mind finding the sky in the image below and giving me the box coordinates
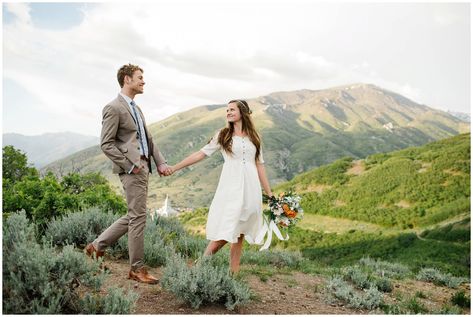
[2,1,471,136]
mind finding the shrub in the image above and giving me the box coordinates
[242,249,303,268]
[405,297,428,314]
[44,207,120,247]
[415,291,427,299]
[326,276,383,310]
[80,288,138,314]
[451,290,470,308]
[109,235,129,258]
[3,211,137,314]
[373,276,393,293]
[416,267,464,288]
[44,208,206,263]
[2,145,38,183]
[174,234,207,259]
[381,303,406,314]
[361,286,384,310]
[434,304,463,314]
[154,216,187,237]
[359,256,411,279]
[342,265,371,289]
[3,212,104,314]
[45,210,210,267]
[3,209,35,248]
[161,253,250,310]
[144,235,174,267]
[327,276,355,301]
[3,146,127,229]
[142,216,207,265]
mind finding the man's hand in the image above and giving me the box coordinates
[132,165,142,174]
[158,163,173,176]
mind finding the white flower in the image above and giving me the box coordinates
[273,207,284,216]
[281,218,290,226]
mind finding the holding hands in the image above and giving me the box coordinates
[158,163,174,176]
[160,151,206,177]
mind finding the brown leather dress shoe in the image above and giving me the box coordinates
[84,243,105,260]
[84,243,110,271]
[128,267,159,284]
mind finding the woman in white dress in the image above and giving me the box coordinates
[169,99,273,273]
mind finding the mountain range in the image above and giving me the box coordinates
[3,132,99,168]
[42,83,469,209]
[447,110,470,123]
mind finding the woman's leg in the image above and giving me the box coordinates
[230,234,244,273]
[204,240,227,256]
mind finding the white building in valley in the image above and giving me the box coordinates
[153,195,178,219]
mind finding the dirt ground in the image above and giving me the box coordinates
[96,258,470,315]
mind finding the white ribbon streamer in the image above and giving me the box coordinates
[255,219,289,251]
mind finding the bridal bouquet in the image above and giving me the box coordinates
[256,190,304,250]
[264,191,304,228]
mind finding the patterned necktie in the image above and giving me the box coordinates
[130,101,149,158]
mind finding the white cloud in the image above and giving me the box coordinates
[5,3,31,25]
[2,2,470,135]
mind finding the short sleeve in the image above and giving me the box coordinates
[200,131,220,156]
[257,146,265,164]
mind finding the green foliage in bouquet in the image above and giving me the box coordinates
[263,190,303,232]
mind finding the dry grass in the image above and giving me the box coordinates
[395,200,411,208]
[346,160,365,176]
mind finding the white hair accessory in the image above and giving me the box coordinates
[235,100,252,114]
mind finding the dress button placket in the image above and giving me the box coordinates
[242,138,246,164]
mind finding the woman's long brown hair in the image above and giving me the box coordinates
[217,99,261,162]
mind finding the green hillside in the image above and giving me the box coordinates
[179,133,471,277]
[43,84,469,209]
[276,133,470,229]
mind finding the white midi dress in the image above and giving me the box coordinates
[200,131,264,244]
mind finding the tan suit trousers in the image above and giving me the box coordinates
[93,158,149,270]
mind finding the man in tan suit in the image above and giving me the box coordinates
[85,64,170,284]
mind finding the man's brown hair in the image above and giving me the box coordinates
[117,64,143,88]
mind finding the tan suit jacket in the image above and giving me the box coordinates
[100,94,166,174]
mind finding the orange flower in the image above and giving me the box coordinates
[279,192,285,198]
[285,210,297,218]
[282,204,297,218]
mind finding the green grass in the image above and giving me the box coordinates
[276,133,470,229]
[270,226,469,277]
[420,217,470,243]
[178,202,470,278]
[298,213,398,234]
